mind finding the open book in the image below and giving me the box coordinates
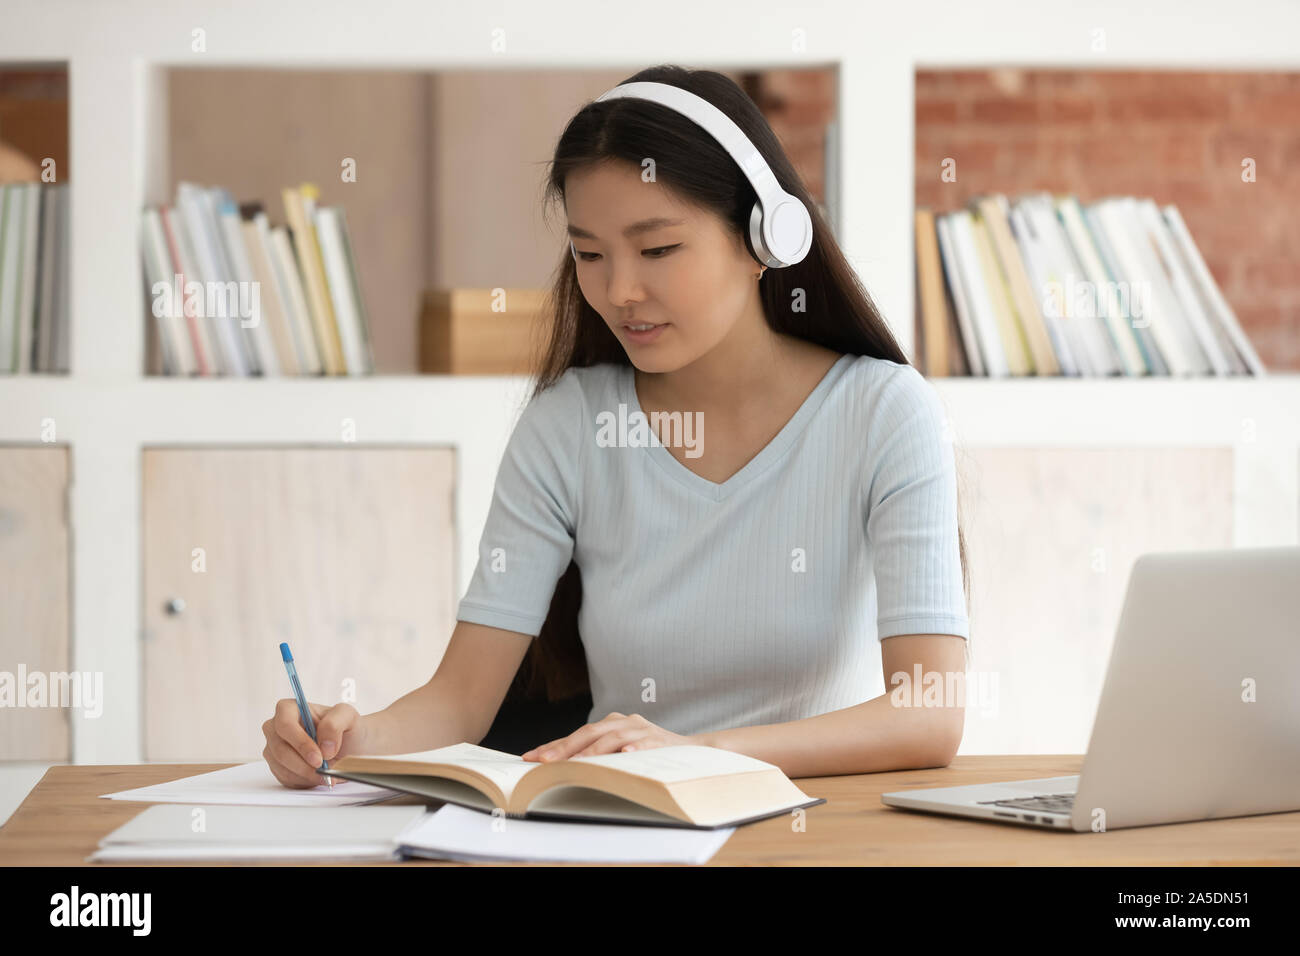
[320,743,825,829]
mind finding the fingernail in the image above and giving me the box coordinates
[322,741,336,759]
[308,751,321,766]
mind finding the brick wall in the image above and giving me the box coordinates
[0,70,69,180]
[915,68,1300,371]
[751,68,835,215]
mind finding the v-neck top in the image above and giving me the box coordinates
[457,354,970,737]
[620,353,852,500]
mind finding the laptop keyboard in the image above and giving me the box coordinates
[976,793,1076,814]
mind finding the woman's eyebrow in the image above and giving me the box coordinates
[567,217,686,241]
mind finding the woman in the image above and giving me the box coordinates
[263,64,971,787]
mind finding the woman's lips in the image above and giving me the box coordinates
[621,322,668,344]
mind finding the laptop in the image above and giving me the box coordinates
[881,545,1300,832]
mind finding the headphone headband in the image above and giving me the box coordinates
[582,80,813,269]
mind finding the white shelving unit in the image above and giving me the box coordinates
[0,0,1297,775]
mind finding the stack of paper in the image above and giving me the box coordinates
[395,803,734,864]
[90,804,428,862]
[99,761,400,807]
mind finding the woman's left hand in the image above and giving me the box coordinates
[522,712,701,762]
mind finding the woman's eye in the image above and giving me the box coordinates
[575,245,679,263]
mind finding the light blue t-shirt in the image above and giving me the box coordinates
[456,353,970,737]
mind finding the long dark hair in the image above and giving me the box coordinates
[503,64,971,707]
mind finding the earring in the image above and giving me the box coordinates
[756,266,767,280]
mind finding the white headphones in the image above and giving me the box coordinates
[569,80,813,270]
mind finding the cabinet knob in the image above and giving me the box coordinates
[165,597,186,616]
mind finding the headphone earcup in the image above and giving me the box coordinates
[766,198,812,267]
[749,198,813,269]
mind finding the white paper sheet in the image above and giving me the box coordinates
[99,761,401,806]
[89,842,402,862]
[88,802,427,862]
[394,803,734,864]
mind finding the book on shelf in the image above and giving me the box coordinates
[320,741,826,829]
[140,181,374,376]
[313,203,375,375]
[0,182,69,374]
[914,191,1266,378]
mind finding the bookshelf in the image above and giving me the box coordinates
[0,0,1297,772]
[911,66,1293,379]
[0,63,68,375]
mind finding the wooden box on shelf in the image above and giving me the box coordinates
[418,288,547,375]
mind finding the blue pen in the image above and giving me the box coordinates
[279,642,333,789]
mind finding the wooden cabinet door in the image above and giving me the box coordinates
[0,446,71,761]
[142,447,456,761]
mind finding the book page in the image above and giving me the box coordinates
[567,745,776,784]
[370,742,539,799]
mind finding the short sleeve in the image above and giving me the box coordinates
[863,364,970,640]
[456,371,584,637]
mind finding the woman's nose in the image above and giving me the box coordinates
[604,258,645,306]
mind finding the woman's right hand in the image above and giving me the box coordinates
[262,699,363,789]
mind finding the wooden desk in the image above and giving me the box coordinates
[1,756,1297,865]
